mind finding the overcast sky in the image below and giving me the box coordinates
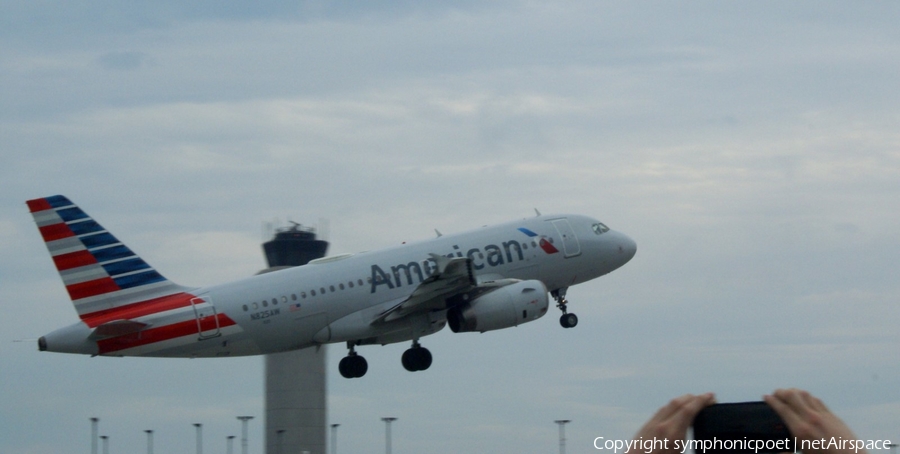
[2,2,899,454]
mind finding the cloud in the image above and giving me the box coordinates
[96,51,150,71]
[3,2,900,453]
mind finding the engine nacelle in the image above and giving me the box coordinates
[447,279,549,333]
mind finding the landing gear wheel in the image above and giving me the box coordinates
[552,287,577,329]
[559,312,578,329]
[401,345,433,372]
[339,352,368,378]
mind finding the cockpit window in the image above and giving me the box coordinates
[592,223,610,235]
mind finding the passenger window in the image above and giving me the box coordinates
[339,283,345,290]
[348,281,354,288]
[291,294,297,301]
[321,287,326,294]
[359,279,364,286]
[263,300,268,307]
[243,305,248,312]
[301,292,307,298]
[311,290,316,296]
[330,285,335,292]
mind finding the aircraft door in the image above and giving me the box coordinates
[550,218,581,258]
[190,295,221,339]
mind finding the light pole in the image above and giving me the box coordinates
[276,429,285,454]
[194,423,203,454]
[381,417,397,454]
[330,424,340,454]
[100,435,109,454]
[554,420,571,454]
[90,417,99,454]
[144,430,154,454]
[237,416,254,454]
[227,435,236,454]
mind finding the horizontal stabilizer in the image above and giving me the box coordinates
[88,319,149,340]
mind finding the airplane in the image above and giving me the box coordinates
[30,195,636,378]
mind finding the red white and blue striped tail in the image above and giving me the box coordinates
[27,195,189,322]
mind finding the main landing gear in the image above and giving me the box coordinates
[339,340,434,379]
[553,288,578,329]
[339,343,368,379]
[401,340,432,372]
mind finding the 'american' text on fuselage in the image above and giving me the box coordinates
[370,238,539,293]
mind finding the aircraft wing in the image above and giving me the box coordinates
[375,253,476,323]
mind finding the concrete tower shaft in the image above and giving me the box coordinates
[263,223,329,454]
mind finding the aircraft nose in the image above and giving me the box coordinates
[616,233,637,265]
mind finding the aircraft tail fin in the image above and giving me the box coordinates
[27,195,189,322]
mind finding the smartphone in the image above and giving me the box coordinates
[691,402,794,454]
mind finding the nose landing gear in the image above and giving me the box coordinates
[552,288,578,329]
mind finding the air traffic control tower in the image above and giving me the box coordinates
[263,223,328,268]
[262,223,329,454]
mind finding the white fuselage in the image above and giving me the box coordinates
[41,214,636,358]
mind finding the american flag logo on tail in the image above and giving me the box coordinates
[27,195,188,321]
[28,195,241,356]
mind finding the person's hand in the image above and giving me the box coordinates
[631,393,716,454]
[764,388,865,454]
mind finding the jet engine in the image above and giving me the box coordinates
[447,279,549,333]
